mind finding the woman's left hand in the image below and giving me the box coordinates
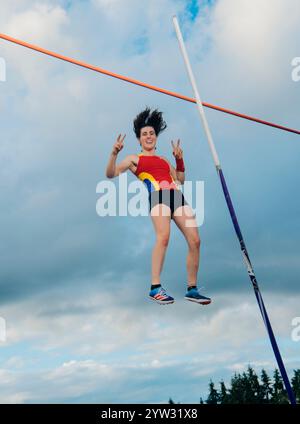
[171,139,183,159]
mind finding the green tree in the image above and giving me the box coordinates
[260,369,272,403]
[169,367,300,404]
[239,370,254,403]
[206,380,219,404]
[219,380,230,404]
[272,369,289,404]
[291,369,300,404]
[227,368,261,404]
[229,373,244,404]
[246,366,262,403]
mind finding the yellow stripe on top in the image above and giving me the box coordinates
[137,172,161,193]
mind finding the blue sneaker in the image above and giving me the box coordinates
[149,286,175,305]
[184,287,211,305]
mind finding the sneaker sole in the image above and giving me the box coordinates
[184,297,211,305]
[149,296,175,305]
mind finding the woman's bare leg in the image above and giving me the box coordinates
[150,204,171,284]
[172,205,200,286]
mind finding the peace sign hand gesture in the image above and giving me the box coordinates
[171,139,183,160]
[112,133,126,156]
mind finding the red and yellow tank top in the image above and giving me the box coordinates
[134,154,178,193]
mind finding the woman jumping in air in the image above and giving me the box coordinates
[106,107,211,306]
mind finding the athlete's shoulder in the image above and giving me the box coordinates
[159,155,171,165]
[127,153,139,161]
[122,153,139,164]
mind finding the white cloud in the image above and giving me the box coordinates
[2,286,299,357]
[189,0,300,117]
[5,4,69,43]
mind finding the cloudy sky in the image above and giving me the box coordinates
[0,0,299,404]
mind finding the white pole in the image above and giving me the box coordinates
[172,15,296,405]
[172,15,221,168]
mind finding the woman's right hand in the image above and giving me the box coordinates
[112,134,126,156]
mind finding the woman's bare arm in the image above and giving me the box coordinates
[106,154,136,178]
[106,133,138,178]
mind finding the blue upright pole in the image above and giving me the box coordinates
[173,15,296,405]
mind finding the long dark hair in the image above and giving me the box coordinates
[133,107,167,138]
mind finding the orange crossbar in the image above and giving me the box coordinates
[1,32,299,136]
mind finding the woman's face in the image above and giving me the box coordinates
[139,126,157,152]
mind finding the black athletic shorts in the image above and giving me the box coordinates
[148,189,188,218]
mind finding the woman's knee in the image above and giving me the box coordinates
[156,233,170,247]
[188,234,201,250]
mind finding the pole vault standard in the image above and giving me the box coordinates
[0,32,299,136]
[172,16,296,405]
